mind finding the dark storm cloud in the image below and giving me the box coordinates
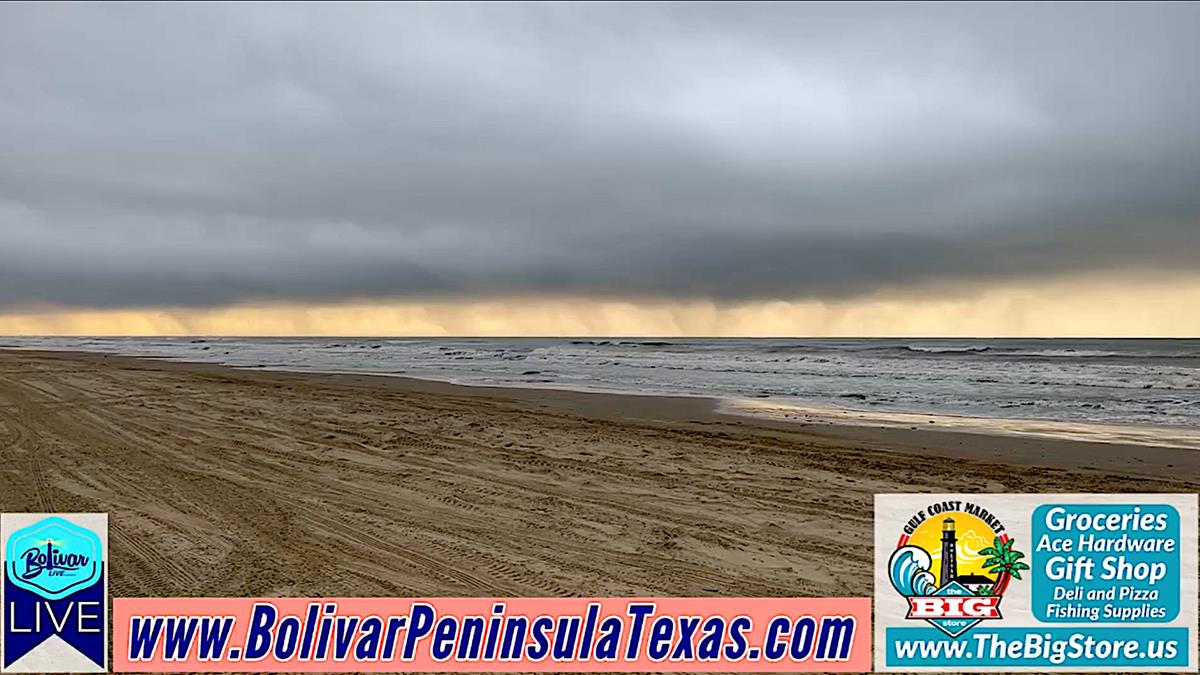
[1,1,1199,309]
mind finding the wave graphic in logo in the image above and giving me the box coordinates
[888,545,936,597]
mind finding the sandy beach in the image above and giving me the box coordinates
[0,349,1195,602]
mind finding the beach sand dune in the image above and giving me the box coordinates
[0,350,1194,601]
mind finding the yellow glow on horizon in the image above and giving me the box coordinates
[2,273,1199,337]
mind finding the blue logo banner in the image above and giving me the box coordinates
[2,514,107,672]
[2,571,106,668]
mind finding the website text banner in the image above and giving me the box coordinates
[113,597,870,672]
[874,493,1198,672]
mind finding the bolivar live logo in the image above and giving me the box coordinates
[1,513,108,673]
[888,500,1025,638]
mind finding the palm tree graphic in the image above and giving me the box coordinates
[975,536,1029,596]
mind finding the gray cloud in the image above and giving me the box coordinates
[1,1,1198,309]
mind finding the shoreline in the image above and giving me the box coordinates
[6,338,1199,453]
[0,347,1194,601]
[724,398,1200,451]
[5,348,1196,483]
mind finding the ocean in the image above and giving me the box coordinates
[4,337,1199,449]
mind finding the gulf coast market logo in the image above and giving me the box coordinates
[887,500,1027,638]
[2,514,107,673]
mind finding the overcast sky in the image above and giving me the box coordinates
[2,1,1198,313]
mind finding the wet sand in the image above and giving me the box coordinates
[0,349,1194,601]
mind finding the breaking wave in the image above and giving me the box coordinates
[889,545,936,597]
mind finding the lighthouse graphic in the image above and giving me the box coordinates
[937,517,995,594]
[940,517,957,587]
